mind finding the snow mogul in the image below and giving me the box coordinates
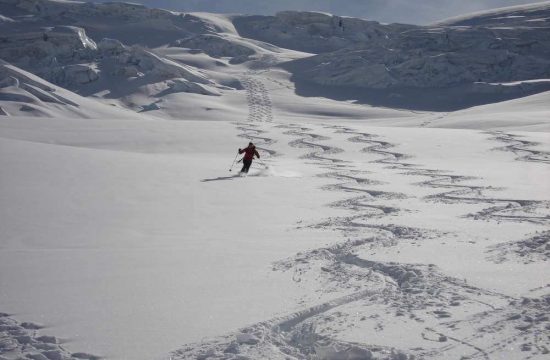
[238,142,260,173]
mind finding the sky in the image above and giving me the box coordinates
[103,0,545,24]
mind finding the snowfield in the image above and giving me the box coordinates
[1,1,549,360]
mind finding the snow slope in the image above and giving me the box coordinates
[1,1,549,360]
[2,111,548,360]
[423,90,550,131]
[0,116,342,359]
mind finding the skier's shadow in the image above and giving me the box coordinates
[201,175,239,182]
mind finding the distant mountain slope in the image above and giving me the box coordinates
[0,60,153,118]
[0,0,252,117]
[0,0,219,47]
[94,0,541,25]
[269,3,550,110]
[233,11,416,53]
[436,0,550,27]
[431,89,550,131]
[2,0,550,114]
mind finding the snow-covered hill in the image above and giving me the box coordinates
[0,59,155,118]
[270,4,550,110]
[2,0,550,113]
[0,0,251,116]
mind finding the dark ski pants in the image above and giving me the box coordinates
[241,159,252,173]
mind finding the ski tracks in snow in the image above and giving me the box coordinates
[234,72,278,160]
[338,127,550,226]
[241,72,273,123]
[175,78,549,358]
[0,313,100,360]
[175,122,549,359]
[299,124,550,359]
[267,124,523,359]
[487,131,550,164]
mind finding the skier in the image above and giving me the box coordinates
[238,142,260,173]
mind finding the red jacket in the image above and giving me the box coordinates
[239,146,260,161]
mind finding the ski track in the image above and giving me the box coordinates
[0,313,100,360]
[5,68,542,359]
[269,124,517,359]
[487,131,550,165]
[173,91,426,359]
[173,78,549,359]
[279,126,549,359]
[174,120,543,359]
[421,293,550,359]
[487,230,550,264]
[234,72,278,159]
[241,72,273,123]
[335,126,550,225]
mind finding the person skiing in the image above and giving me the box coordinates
[238,142,260,173]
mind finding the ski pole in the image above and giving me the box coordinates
[257,157,268,169]
[229,153,239,172]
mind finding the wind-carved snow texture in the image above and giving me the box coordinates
[0,313,100,360]
[487,131,550,164]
